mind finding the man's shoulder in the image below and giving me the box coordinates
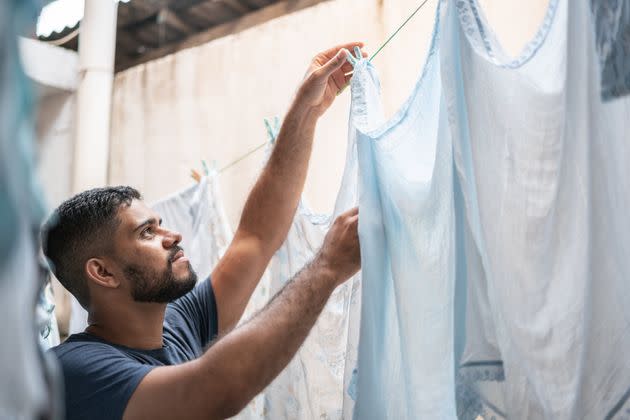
[50,333,133,372]
[52,333,116,354]
[50,334,155,420]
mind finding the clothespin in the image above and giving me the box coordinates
[337,47,364,96]
[345,46,363,67]
[192,159,218,183]
[190,168,202,183]
[264,116,281,144]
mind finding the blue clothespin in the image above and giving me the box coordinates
[345,46,364,67]
[264,116,281,144]
[201,160,210,176]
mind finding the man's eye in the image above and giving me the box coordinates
[141,227,154,237]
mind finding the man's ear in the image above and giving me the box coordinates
[85,258,120,289]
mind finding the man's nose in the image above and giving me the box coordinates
[162,229,182,248]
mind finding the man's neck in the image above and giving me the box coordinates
[85,300,167,350]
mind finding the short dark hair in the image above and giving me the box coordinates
[41,186,141,308]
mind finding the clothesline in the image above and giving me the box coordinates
[194,0,431,178]
[218,142,268,173]
[368,0,432,62]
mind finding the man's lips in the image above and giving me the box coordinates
[172,250,186,262]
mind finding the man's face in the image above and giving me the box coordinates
[112,199,197,303]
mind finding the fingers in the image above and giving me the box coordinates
[348,215,359,230]
[341,62,355,74]
[340,206,359,218]
[336,49,369,93]
[345,206,359,216]
[318,42,364,60]
[317,48,349,79]
[332,68,347,91]
[314,41,369,82]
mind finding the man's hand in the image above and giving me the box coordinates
[212,43,366,334]
[317,207,361,286]
[296,43,367,117]
[126,210,362,420]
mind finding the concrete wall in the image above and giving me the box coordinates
[109,0,439,226]
[109,0,549,227]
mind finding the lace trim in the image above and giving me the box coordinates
[455,0,560,68]
[456,361,505,420]
[349,0,442,140]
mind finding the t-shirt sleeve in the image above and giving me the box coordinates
[54,343,154,420]
[166,276,218,349]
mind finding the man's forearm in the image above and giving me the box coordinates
[200,256,338,416]
[210,45,359,333]
[237,99,317,249]
[124,208,359,420]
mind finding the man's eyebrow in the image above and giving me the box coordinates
[133,217,162,233]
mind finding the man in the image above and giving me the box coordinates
[42,43,365,420]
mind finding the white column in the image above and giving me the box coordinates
[72,0,118,192]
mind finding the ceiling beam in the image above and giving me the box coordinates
[220,0,252,15]
[157,8,196,36]
[115,29,145,55]
[116,0,332,72]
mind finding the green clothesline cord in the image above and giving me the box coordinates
[369,0,432,63]
[218,2,431,174]
[219,142,268,173]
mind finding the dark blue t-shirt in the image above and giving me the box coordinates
[50,278,218,420]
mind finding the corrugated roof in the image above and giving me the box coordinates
[38,0,300,72]
[36,0,84,38]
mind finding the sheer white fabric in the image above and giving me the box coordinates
[346,0,630,418]
[0,0,58,417]
[235,121,362,420]
[443,0,630,417]
[38,282,61,349]
[348,5,458,418]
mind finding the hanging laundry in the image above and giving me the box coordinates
[0,0,61,418]
[69,174,233,334]
[347,8,459,417]
[234,119,362,420]
[344,0,630,418]
[441,0,630,417]
[68,292,88,335]
[38,280,61,349]
[590,0,630,100]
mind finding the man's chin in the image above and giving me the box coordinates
[178,265,198,288]
[127,262,198,303]
[178,262,197,284]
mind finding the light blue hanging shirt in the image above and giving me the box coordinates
[348,4,459,418]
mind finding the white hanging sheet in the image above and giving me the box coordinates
[441,0,630,417]
[345,0,630,418]
[235,120,362,420]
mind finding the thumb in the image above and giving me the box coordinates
[318,49,348,79]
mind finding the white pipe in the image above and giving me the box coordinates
[72,0,118,192]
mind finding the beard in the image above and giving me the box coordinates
[124,246,198,303]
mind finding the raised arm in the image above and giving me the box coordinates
[211,42,366,333]
[124,208,360,420]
